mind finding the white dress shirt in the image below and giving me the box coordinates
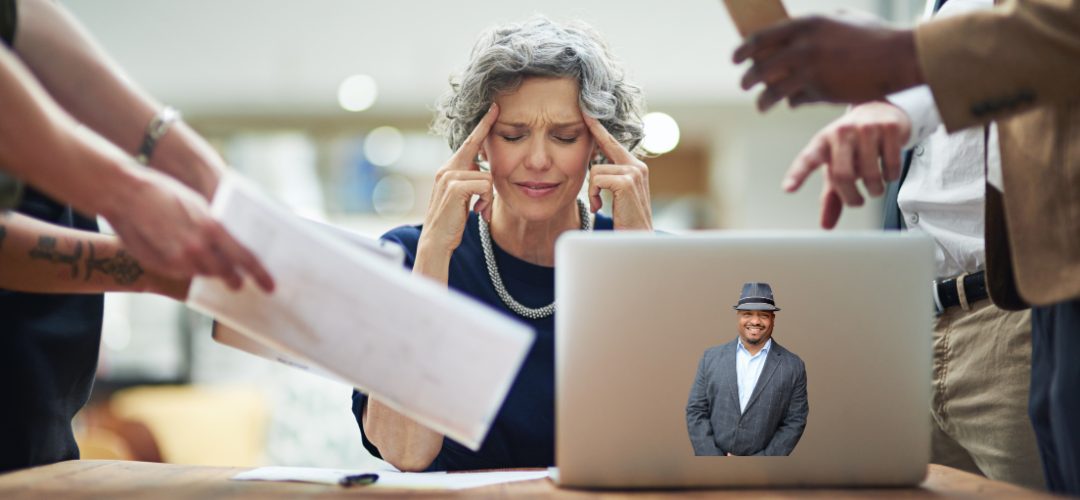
[886,0,996,279]
[736,338,772,414]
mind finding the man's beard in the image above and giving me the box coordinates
[743,328,767,345]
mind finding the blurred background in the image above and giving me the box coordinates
[66,0,926,470]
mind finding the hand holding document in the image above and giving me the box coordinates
[186,174,534,450]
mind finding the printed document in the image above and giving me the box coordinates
[187,174,534,449]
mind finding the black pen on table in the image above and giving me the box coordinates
[340,473,379,487]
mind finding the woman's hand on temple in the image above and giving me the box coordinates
[416,104,499,268]
[584,115,652,231]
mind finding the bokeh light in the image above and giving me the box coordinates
[641,112,680,155]
[337,74,378,112]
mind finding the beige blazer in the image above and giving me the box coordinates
[915,0,1080,308]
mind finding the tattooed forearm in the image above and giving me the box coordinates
[28,236,83,278]
[84,242,144,285]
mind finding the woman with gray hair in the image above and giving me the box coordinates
[351,16,653,471]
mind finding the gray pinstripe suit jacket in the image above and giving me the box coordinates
[685,338,808,456]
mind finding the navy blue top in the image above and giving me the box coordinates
[0,3,104,473]
[352,210,613,471]
[0,188,104,473]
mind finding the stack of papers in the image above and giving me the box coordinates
[187,175,535,449]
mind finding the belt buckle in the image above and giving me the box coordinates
[956,272,971,311]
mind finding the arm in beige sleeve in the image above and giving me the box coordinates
[915,0,1080,131]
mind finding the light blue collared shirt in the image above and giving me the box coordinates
[736,338,773,414]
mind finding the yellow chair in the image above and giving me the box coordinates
[74,427,134,461]
[109,385,267,467]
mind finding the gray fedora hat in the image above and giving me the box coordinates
[733,282,781,311]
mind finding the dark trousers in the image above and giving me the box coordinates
[1030,298,1080,494]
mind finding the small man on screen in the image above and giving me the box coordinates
[686,282,808,456]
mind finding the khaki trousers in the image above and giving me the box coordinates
[931,298,1044,490]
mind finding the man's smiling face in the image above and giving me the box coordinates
[737,310,775,346]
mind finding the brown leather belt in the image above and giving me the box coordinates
[933,270,988,315]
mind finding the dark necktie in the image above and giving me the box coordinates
[882,0,950,230]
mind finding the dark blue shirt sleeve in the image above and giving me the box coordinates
[350,389,382,459]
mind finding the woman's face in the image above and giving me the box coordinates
[482,76,594,223]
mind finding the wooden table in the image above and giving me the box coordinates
[0,460,1051,498]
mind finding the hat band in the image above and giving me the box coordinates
[737,296,775,306]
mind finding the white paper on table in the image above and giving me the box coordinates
[187,174,535,449]
[231,466,550,490]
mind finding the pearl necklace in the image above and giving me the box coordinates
[477,198,592,319]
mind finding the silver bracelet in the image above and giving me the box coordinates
[136,106,181,165]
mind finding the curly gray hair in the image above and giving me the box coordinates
[433,16,646,161]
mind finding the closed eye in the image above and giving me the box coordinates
[554,135,579,144]
[501,135,525,142]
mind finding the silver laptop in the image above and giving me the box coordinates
[553,232,934,488]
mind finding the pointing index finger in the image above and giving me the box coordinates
[584,114,634,165]
[783,133,829,192]
[452,103,500,169]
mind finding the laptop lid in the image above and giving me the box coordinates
[555,232,933,488]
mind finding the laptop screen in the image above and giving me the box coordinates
[555,232,933,487]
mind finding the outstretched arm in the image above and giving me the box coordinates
[732,0,1080,124]
[14,0,223,198]
[0,211,188,299]
[0,42,272,292]
[781,101,911,229]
